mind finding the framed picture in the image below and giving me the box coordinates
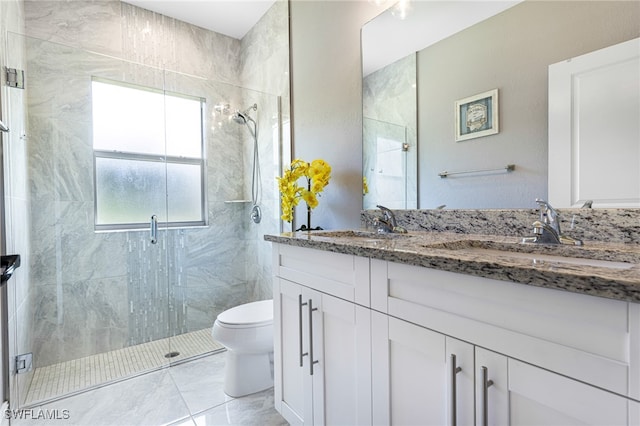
[455,89,499,142]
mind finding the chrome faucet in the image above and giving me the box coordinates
[374,205,407,234]
[522,199,583,245]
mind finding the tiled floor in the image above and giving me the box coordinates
[13,352,288,426]
[25,329,224,405]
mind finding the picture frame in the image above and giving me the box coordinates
[455,89,499,142]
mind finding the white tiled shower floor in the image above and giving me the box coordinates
[25,328,224,405]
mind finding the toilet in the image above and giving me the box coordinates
[211,299,274,397]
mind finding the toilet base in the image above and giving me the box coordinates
[223,350,274,397]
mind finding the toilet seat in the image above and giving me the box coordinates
[216,299,273,328]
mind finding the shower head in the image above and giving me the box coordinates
[231,104,258,126]
[231,111,248,124]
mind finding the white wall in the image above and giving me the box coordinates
[289,0,386,230]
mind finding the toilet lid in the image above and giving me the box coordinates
[217,300,273,327]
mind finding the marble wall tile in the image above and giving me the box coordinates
[24,0,123,57]
[31,276,129,366]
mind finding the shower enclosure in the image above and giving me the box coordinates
[3,33,282,407]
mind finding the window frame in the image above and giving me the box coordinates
[92,79,207,231]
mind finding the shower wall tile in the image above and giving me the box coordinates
[24,0,123,58]
[239,0,289,306]
[173,19,241,86]
[120,2,178,71]
[29,200,128,287]
[32,276,129,366]
[185,281,251,333]
[241,0,289,98]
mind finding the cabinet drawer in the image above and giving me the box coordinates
[372,259,637,398]
[273,244,370,306]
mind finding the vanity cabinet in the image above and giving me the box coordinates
[271,242,640,425]
[371,308,638,426]
[272,244,372,426]
[371,259,640,425]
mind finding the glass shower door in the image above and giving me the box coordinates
[7,33,175,408]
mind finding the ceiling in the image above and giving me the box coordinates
[362,0,524,76]
[123,0,277,39]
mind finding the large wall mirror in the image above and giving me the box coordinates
[362,0,640,209]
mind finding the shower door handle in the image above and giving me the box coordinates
[150,215,158,244]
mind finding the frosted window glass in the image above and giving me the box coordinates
[95,157,168,225]
[92,81,165,155]
[166,163,203,222]
[165,96,203,159]
[92,80,203,159]
[92,79,206,229]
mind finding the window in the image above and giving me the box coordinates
[92,79,206,230]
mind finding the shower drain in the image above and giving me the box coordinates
[164,351,180,358]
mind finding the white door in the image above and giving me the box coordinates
[372,313,447,425]
[548,37,640,208]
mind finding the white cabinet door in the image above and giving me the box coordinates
[310,289,372,425]
[508,358,631,426]
[273,278,311,425]
[548,37,640,208]
[445,337,475,426]
[476,347,634,425]
[475,348,509,426]
[274,277,371,426]
[372,312,451,425]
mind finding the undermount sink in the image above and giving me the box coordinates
[312,230,411,240]
[422,239,638,270]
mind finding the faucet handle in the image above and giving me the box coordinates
[376,205,396,226]
[535,198,558,222]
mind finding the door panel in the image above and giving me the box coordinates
[549,37,640,208]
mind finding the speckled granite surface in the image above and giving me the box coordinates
[361,208,640,244]
[265,209,640,303]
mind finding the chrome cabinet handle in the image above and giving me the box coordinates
[450,354,462,426]
[481,366,494,426]
[298,295,308,367]
[308,298,319,375]
[150,215,158,244]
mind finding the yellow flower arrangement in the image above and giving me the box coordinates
[277,158,331,229]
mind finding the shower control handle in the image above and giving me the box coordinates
[150,215,158,244]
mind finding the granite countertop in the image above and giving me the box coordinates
[264,230,640,303]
